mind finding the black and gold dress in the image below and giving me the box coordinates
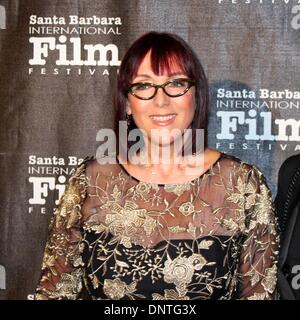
[35,153,279,300]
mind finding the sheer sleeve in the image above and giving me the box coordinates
[238,166,280,300]
[35,158,89,300]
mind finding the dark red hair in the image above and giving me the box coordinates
[114,31,209,158]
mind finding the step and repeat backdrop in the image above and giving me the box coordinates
[0,0,299,299]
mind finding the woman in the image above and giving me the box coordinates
[35,32,279,300]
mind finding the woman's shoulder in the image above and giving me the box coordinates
[217,151,261,175]
[76,154,122,180]
[216,151,273,191]
[216,152,272,197]
[71,155,95,178]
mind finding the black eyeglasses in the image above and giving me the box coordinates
[127,78,196,100]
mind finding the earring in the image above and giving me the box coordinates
[126,114,131,129]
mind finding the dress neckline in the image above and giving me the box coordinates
[115,152,224,187]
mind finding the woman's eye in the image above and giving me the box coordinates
[135,83,152,90]
[170,80,186,87]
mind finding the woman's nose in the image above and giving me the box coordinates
[153,87,170,108]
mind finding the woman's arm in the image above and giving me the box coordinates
[238,166,280,300]
[35,159,89,300]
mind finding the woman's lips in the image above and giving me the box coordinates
[149,114,177,127]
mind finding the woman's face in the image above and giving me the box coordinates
[126,51,196,148]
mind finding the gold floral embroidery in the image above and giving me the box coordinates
[169,225,186,233]
[135,182,151,198]
[179,202,195,216]
[103,279,142,300]
[220,218,239,232]
[87,223,107,234]
[246,292,267,300]
[164,182,191,196]
[152,289,190,300]
[36,159,88,300]
[103,278,127,299]
[41,250,57,275]
[253,184,273,225]
[244,265,268,290]
[143,216,157,236]
[262,264,277,293]
[53,269,83,300]
[198,239,214,250]
[163,256,195,286]
[187,223,196,237]
[163,253,207,286]
[120,236,133,248]
[103,199,157,244]
[36,155,279,301]
[226,176,257,213]
[54,186,82,229]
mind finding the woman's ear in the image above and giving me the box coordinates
[126,102,132,115]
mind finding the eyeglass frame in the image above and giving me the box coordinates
[126,78,196,100]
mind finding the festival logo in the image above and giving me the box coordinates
[28,14,122,76]
[28,155,84,215]
[211,85,300,153]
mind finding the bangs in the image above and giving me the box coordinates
[120,33,196,88]
[149,38,191,76]
[142,48,188,78]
